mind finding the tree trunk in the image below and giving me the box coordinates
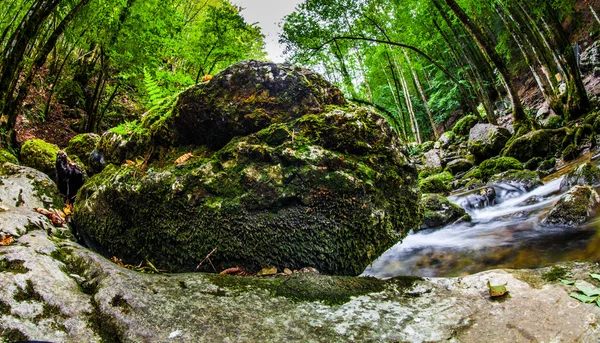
[440,0,529,130]
[402,48,439,139]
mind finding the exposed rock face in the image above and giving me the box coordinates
[419,194,470,231]
[468,124,511,162]
[74,61,422,276]
[559,162,600,192]
[542,186,600,227]
[581,40,600,75]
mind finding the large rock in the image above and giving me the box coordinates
[452,114,479,136]
[468,124,511,162]
[542,186,600,227]
[560,162,600,192]
[502,130,552,162]
[1,163,599,342]
[74,62,422,276]
[419,194,470,231]
[19,139,60,180]
[581,40,600,75]
[422,149,443,170]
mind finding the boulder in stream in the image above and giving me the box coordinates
[419,193,470,231]
[73,61,423,276]
[559,162,600,192]
[542,185,600,227]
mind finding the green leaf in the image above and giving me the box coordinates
[575,284,600,297]
[560,279,575,285]
[590,273,600,281]
[570,292,598,303]
[487,281,508,297]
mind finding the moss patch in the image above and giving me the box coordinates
[542,266,569,282]
[0,259,29,274]
[206,273,391,305]
[452,115,479,136]
[13,280,43,302]
[0,328,28,342]
[479,157,523,180]
[0,150,18,165]
[19,139,60,179]
[88,299,125,343]
[419,172,453,194]
[0,300,10,316]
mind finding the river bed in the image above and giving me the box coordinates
[363,153,600,278]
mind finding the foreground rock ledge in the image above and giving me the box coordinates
[0,165,598,342]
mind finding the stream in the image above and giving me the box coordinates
[363,153,600,278]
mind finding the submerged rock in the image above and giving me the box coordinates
[457,187,497,210]
[542,186,600,227]
[468,124,511,162]
[74,61,422,276]
[559,162,600,191]
[419,194,470,231]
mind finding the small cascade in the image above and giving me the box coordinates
[363,159,600,279]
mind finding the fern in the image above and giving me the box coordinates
[143,67,170,109]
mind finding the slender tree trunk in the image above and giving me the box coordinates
[587,0,600,25]
[402,48,439,139]
[399,67,421,144]
[441,0,529,130]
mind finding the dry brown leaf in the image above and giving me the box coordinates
[175,153,194,165]
[0,234,14,246]
[35,207,65,226]
[111,256,125,267]
[125,160,137,166]
[201,74,213,83]
[220,267,252,276]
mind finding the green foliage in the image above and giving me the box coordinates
[564,274,600,307]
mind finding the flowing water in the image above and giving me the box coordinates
[363,153,600,278]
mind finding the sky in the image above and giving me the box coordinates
[230,0,305,62]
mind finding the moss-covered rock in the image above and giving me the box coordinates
[438,131,456,149]
[560,163,600,191]
[502,130,552,162]
[20,139,60,180]
[418,171,453,194]
[468,124,512,162]
[544,116,564,130]
[444,159,474,175]
[488,170,543,192]
[0,149,18,165]
[478,157,523,180]
[65,133,100,166]
[452,115,479,136]
[562,144,579,162]
[542,186,600,227]
[418,194,470,231]
[73,64,422,276]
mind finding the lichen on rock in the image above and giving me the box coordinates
[542,186,600,227]
[19,139,60,180]
[73,61,422,276]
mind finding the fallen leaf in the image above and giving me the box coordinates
[0,234,14,246]
[175,153,194,165]
[125,160,137,166]
[561,279,575,285]
[590,273,600,281]
[63,203,73,216]
[220,267,251,276]
[35,207,65,226]
[283,268,293,275]
[487,281,508,297]
[575,284,600,297]
[570,292,597,303]
[201,74,213,83]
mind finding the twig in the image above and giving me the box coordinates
[195,248,217,272]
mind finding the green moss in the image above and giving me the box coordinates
[51,248,99,295]
[65,133,100,162]
[0,259,29,274]
[0,328,28,342]
[0,299,10,316]
[452,115,479,136]
[418,172,453,194]
[524,157,544,171]
[562,144,578,161]
[109,294,131,314]
[207,273,389,305]
[463,167,482,180]
[418,168,442,180]
[479,157,523,180]
[19,139,60,178]
[464,178,484,190]
[14,280,43,302]
[88,299,125,343]
[539,158,556,171]
[545,116,564,129]
[502,130,551,162]
[34,302,65,322]
[0,150,18,165]
[542,266,569,282]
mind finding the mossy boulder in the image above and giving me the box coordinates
[65,134,100,167]
[488,170,543,192]
[73,63,422,276]
[560,163,600,192]
[452,115,479,137]
[502,130,552,162]
[444,159,474,175]
[419,194,470,231]
[20,139,60,180]
[562,144,579,162]
[468,124,511,162]
[478,156,523,180]
[542,186,600,227]
[418,171,453,194]
[438,131,456,149]
[0,149,18,165]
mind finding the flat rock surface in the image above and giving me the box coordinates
[1,164,599,342]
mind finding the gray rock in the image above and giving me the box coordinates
[419,193,470,231]
[468,124,512,162]
[438,131,455,149]
[422,149,443,170]
[445,158,474,175]
[581,40,600,75]
[559,162,600,192]
[542,186,600,227]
